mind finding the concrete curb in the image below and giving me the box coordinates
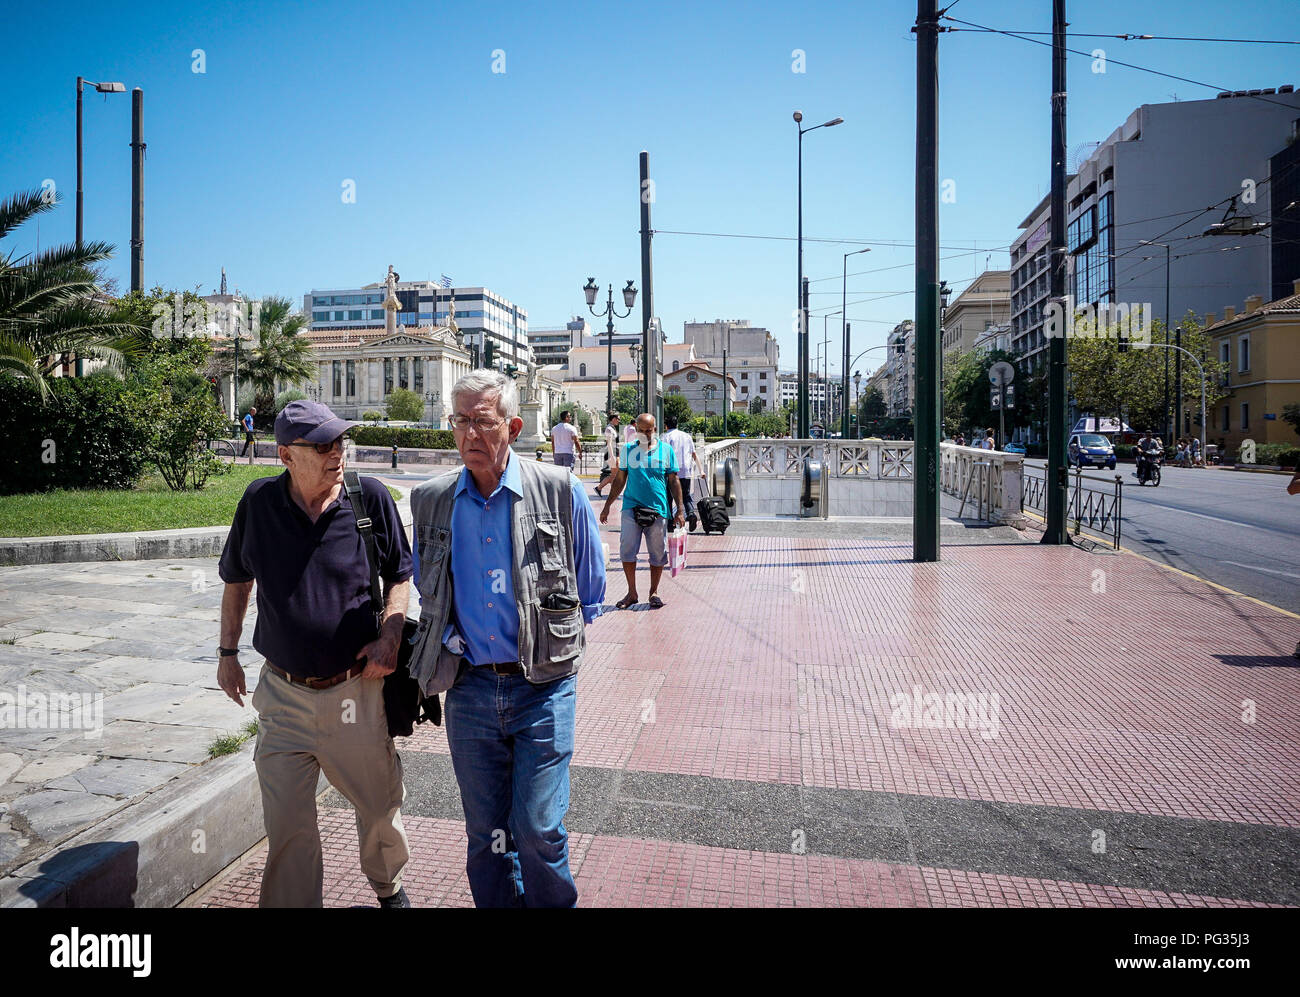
[0,740,271,908]
[0,526,229,566]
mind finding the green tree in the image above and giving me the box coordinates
[386,387,425,422]
[748,396,764,415]
[240,296,314,413]
[0,187,148,398]
[1283,403,1300,437]
[609,385,639,423]
[663,391,693,427]
[128,339,232,491]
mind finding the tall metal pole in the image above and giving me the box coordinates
[606,286,615,417]
[721,327,728,436]
[1162,245,1170,441]
[1043,0,1071,545]
[913,0,941,561]
[842,255,849,437]
[130,87,144,292]
[639,152,657,423]
[797,124,807,439]
[75,77,84,248]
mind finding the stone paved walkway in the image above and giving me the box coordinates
[194,479,1300,908]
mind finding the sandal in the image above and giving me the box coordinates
[648,594,664,608]
[616,594,637,609]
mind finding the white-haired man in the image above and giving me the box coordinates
[407,371,605,907]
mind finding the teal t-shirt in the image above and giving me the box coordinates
[621,439,678,518]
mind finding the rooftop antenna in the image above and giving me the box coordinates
[220,267,227,295]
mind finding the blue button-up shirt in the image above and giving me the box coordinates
[413,451,605,666]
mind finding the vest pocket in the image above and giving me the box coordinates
[538,604,583,664]
[531,516,564,573]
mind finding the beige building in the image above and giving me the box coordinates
[561,342,701,414]
[663,362,737,416]
[943,270,1011,355]
[682,319,779,410]
[1203,280,1300,453]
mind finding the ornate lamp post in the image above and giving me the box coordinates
[583,277,637,420]
[628,340,643,413]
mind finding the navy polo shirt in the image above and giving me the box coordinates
[218,471,412,679]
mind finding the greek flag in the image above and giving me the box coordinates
[439,274,453,289]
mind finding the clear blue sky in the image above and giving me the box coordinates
[3,0,1296,375]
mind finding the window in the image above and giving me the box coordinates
[398,357,409,390]
[1241,403,1250,430]
[686,371,699,383]
[760,384,767,393]
[371,309,384,320]
[672,360,679,371]
[333,311,345,321]
[1222,405,1230,432]
[1238,335,1250,372]
[349,310,362,321]
[383,358,393,395]
[741,372,748,380]
[346,360,355,396]
[414,358,423,394]
[579,363,587,377]
[332,361,342,398]
[759,371,767,379]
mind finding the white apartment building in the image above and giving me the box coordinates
[1010,87,1300,367]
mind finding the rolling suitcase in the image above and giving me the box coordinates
[697,496,730,535]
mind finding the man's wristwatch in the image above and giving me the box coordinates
[218,646,240,657]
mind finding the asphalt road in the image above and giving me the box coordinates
[1025,459,1300,612]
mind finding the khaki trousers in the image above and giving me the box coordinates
[252,664,410,907]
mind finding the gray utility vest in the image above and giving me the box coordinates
[406,459,585,696]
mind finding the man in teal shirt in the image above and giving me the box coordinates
[599,413,685,608]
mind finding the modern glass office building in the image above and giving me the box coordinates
[304,280,529,366]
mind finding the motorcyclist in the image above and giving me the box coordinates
[1136,430,1162,482]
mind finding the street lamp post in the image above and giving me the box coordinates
[1140,240,1177,441]
[794,110,844,438]
[583,277,637,420]
[853,370,863,437]
[75,77,126,248]
[629,340,643,413]
[840,247,871,437]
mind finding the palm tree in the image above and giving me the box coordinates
[0,188,147,398]
[239,295,315,409]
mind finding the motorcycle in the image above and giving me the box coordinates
[1136,451,1163,486]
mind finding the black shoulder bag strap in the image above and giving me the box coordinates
[341,470,440,733]
[343,470,384,628]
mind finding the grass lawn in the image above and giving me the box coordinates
[0,465,402,538]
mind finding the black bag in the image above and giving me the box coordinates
[697,496,730,535]
[343,471,442,737]
[632,506,659,529]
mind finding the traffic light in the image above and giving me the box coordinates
[505,364,518,379]
[483,337,496,368]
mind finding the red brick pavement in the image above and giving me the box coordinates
[198,482,1300,907]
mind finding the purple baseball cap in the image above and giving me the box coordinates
[274,400,359,445]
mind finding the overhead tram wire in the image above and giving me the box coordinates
[940,27,1300,46]
[941,14,1300,112]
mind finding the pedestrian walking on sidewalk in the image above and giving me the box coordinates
[549,410,581,470]
[595,412,620,497]
[408,371,606,907]
[661,414,701,532]
[599,413,685,609]
[216,400,413,908]
[239,407,257,456]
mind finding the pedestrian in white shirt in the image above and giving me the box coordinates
[549,410,582,470]
[661,415,701,531]
[596,413,620,497]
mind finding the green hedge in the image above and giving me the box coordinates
[1254,443,1300,466]
[0,372,153,496]
[350,426,456,450]
[1114,444,1135,459]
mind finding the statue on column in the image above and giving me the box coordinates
[383,265,400,337]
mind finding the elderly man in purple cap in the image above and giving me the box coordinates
[215,400,415,908]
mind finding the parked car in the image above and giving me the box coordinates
[1068,432,1117,470]
[1002,441,1027,455]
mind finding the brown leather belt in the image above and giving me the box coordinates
[265,661,364,689]
[483,661,523,675]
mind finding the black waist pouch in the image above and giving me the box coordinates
[632,506,659,528]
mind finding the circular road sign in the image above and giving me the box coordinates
[989,361,1016,387]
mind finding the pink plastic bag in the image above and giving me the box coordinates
[669,527,687,577]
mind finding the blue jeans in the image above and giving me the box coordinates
[444,664,578,907]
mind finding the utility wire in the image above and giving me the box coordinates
[944,28,1299,45]
[941,14,1300,111]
